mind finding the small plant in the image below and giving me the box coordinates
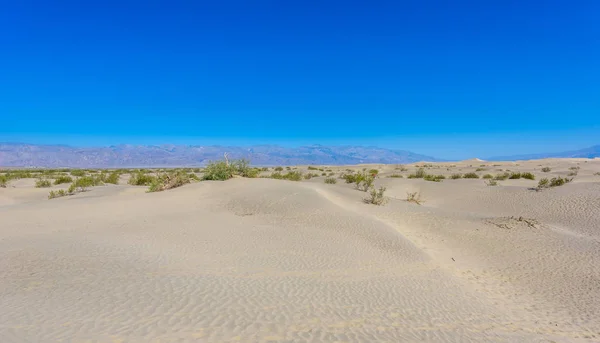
[35,179,52,188]
[304,173,319,180]
[423,174,445,182]
[541,167,551,172]
[364,186,387,205]
[71,170,86,177]
[324,177,337,184]
[308,166,319,170]
[406,191,423,205]
[274,166,284,171]
[395,165,408,171]
[408,168,427,179]
[342,173,359,183]
[494,172,510,180]
[48,189,68,199]
[355,171,375,191]
[387,174,403,178]
[521,172,535,180]
[482,174,493,179]
[104,172,120,184]
[72,176,102,192]
[536,176,573,190]
[0,175,8,188]
[594,172,600,176]
[475,168,486,172]
[128,172,157,185]
[54,175,73,185]
[485,179,498,186]
[148,171,191,192]
[463,172,479,179]
[368,169,379,175]
[567,170,578,177]
[450,173,462,179]
[569,166,580,170]
[509,172,522,179]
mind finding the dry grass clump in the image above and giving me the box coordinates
[494,172,510,180]
[48,189,69,199]
[54,175,73,185]
[509,172,522,179]
[521,172,535,180]
[35,179,52,188]
[407,168,427,179]
[304,173,319,180]
[485,179,498,186]
[541,167,551,172]
[462,172,479,179]
[450,173,462,179]
[482,174,493,179]
[475,168,487,172]
[270,171,303,181]
[274,166,283,171]
[324,177,337,184]
[406,191,423,205]
[364,186,387,205]
[423,174,445,182]
[148,171,191,192]
[536,176,573,190]
[387,174,403,178]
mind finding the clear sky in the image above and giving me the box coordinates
[1,1,599,159]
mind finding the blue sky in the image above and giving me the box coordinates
[1,1,598,159]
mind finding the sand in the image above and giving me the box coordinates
[1,159,599,342]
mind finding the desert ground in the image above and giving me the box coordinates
[1,159,599,342]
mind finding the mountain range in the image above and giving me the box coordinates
[1,143,598,168]
[0,143,441,168]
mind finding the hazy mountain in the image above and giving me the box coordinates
[487,145,600,161]
[0,143,441,168]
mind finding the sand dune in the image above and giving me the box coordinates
[1,159,599,342]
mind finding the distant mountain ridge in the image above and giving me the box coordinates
[0,143,441,168]
[487,145,600,161]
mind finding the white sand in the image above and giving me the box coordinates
[1,159,599,342]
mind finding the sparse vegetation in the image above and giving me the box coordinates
[0,175,8,187]
[387,174,403,178]
[270,171,303,181]
[354,170,375,191]
[494,172,510,180]
[521,172,535,180]
[509,172,522,179]
[567,170,578,177]
[536,176,573,190]
[104,172,120,184]
[368,169,379,175]
[324,177,337,184]
[35,179,52,188]
[541,167,551,172]
[482,174,493,179]
[423,174,445,182]
[463,172,479,179]
[128,172,157,185]
[450,173,462,179]
[71,170,86,177]
[304,173,319,180]
[485,179,498,186]
[406,191,423,205]
[408,168,427,179]
[274,166,283,171]
[594,172,600,176]
[364,186,387,205]
[475,168,487,172]
[148,171,191,192]
[48,189,68,199]
[54,175,73,185]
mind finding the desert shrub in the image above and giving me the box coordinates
[148,171,191,192]
[342,173,359,184]
[270,171,303,181]
[71,170,86,177]
[261,167,269,171]
[73,176,102,191]
[35,179,52,188]
[475,168,487,172]
[321,172,326,176]
[368,169,379,175]
[494,172,510,180]
[537,176,573,190]
[567,170,578,177]
[482,174,493,179]
[202,161,233,181]
[0,175,8,188]
[308,166,319,170]
[509,172,522,179]
[324,177,337,184]
[541,167,551,172]
[406,191,423,205]
[364,186,387,205]
[48,189,68,199]
[54,175,73,185]
[450,173,462,179]
[355,171,375,191]
[408,168,426,179]
[485,179,498,186]
[304,173,319,180]
[274,166,283,171]
[521,172,535,180]
[395,165,408,171]
[387,174,403,178]
[463,172,479,179]
[594,172,600,176]
[128,172,157,186]
[423,174,445,182]
[328,172,335,176]
[104,172,120,184]
[286,166,291,170]
[569,166,580,170]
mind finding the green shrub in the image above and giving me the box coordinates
[324,177,337,184]
[463,172,479,179]
[364,186,387,205]
[482,174,493,179]
[475,168,487,172]
[423,174,445,182]
[71,170,86,177]
[408,168,426,179]
[368,169,379,175]
[509,172,522,179]
[450,173,462,179]
[521,172,535,180]
[494,172,510,180]
[406,191,422,205]
[274,166,283,171]
[355,171,375,191]
[128,172,157,186]
[342,173,359,184]
[73,176,102,191]
[304,173,319,180]
[270,171,303,181]
[48,189,68,199]
[35,179,52,188]
[148,171,191,192]
[541,167,551,172]
[537,176,573,190]
[104,172,120,184]
[387,174,403,178]
[0,175,8,188]
[308,166,319,170]
[202,161,233,181]
[54,175,73,185]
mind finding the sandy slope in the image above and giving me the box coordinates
[1,159,599,342]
